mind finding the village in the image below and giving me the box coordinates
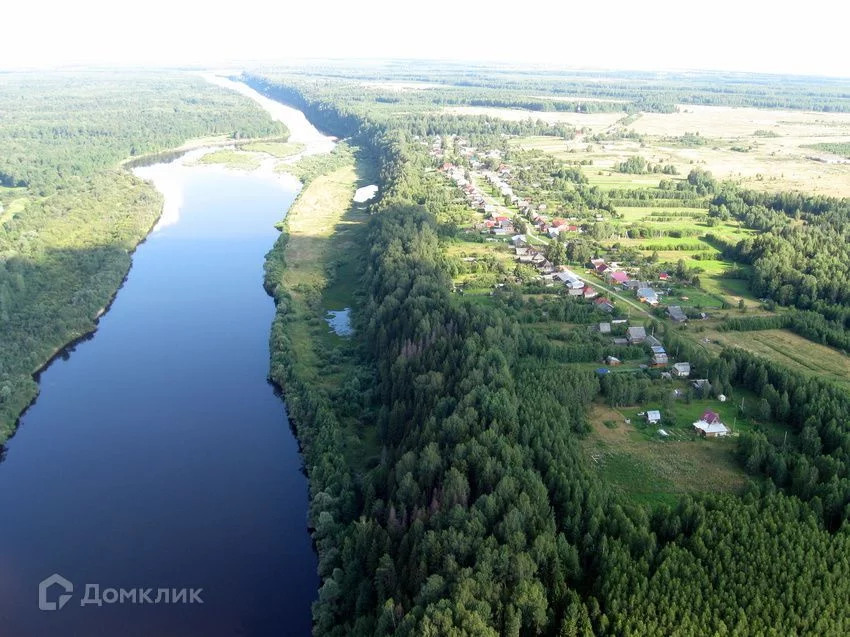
[430,134,754,449]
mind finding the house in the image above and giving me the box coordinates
[645,334,662,348]
[515,246,529,256]
[606,356,622,366]
[659,272,670,281]
[539,261,556,274]
[554,269,584,289]
[583,286,599,299]
[651,346,668,366]
[595,297,615,313]
[693,410,730,437]
[627,326,647,344]
[595,264,609,274]
[511,234,527,245]
[672,362,691,377]
[598,322,612,334]
[668,305,688,323]
[609,271,630,285]
[646,410,662,425]
[637,288,659,305]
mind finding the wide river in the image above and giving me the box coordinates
[0,79,328,636]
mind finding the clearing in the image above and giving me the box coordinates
[583,403,749,507]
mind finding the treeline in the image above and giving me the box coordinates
[616,156,677,175]
[256,74,850,635]
[715,188,850,308]
[0,72,286,193]
[243,75,575,140]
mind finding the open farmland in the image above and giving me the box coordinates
[509,103,850,196]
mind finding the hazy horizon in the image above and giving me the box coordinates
[4,0,849,78]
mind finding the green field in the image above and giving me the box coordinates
[703,328,850,388]
[196,148,263,170]
[584,402,749,506]
[240,140,305,158]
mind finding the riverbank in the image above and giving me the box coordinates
[0,73,310,445]
[263,145,380,539]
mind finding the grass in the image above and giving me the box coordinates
[0,196,29,224]
[699,276,759,307]
[196,148,263,170]
[240,140,305,158]
[583,402,749,507]
[700,328,850,389]
[277,153,380,474]
[513,104,850,197]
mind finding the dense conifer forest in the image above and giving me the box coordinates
[253,74,850,635]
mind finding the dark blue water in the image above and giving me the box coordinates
[0,161,316,636]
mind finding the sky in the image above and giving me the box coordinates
[3,0,849,77]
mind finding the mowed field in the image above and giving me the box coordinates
[507,103,850,196]
[701,327,850,388]
[583,404,748,506]
[442,106,624,133]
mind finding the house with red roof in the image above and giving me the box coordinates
[609,271,630,285]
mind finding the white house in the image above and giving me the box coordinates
[693,410,730,437]
[646,410,662,425]
[554,270,584,289]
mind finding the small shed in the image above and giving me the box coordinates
[627,326,647,344]
[599,322,612,334]
[646,410,661,425]
[668,305,688,323]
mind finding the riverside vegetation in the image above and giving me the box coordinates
[250,70,850,635]
[0,71,286,441]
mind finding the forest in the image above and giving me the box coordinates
[0,72,285,441]
[267,60,850,112]
[255,74,850,635]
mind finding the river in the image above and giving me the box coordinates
[0,78,331,636]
